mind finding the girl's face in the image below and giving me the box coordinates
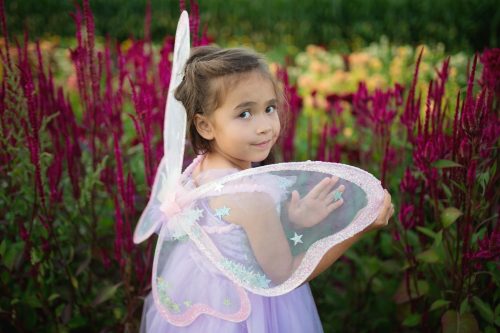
[200,71,281,170]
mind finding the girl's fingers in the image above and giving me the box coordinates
[379,191,393,224]
[317,176,339,200]
[307,177,333,199]
[326,198,344,214]
[382,191,392,213]
[290,190,300,208]
[323,184,345,205]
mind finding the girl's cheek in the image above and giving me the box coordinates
[274,117,281,134]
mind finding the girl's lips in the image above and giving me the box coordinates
[252,139,272,148]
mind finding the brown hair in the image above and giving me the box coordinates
[174,46,286,155]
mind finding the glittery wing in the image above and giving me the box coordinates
[133,11,190,244]
[150,207,252,326]
[178,161,385,297]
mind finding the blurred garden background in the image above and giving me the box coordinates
[1,0,499,332]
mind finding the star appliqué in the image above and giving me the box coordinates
[213,182,224,192]
[333,190,343,202]
[215,206,231,219]
[290,232,303,246]
[184,207,204,222]
[223,298,231,306]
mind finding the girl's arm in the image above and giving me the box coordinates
[211,192,299,284]
[306,232,363,281]
[307,189,394,281]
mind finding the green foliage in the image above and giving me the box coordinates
[5,0,499,54]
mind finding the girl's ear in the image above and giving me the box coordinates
[193,114,215,140]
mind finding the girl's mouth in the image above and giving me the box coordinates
[252,139,272,148]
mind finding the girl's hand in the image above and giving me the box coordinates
[366,189,394,232]
[288,176,345,229]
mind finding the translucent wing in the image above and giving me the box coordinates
[151,211,251,326]
[176,161,384,296]
[133,11,190,244]
[163,10,190,179]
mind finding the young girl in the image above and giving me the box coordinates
[139,46,394,332]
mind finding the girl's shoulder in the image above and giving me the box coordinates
[182,154,295,203]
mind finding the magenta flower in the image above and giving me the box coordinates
[400,168,418,193]
[480,48,500,95]
[398,203,415,230]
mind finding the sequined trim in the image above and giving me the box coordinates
[220,258,271,288]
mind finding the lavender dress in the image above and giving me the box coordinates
[139,166,324,333]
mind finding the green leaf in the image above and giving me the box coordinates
[92,282,123,306]
[477,171,490,194]
[432,159,464,168]
[441,207,463,228]
[472,296,494,324]
[113,307,123,320]
[48,293,60,303]
[416,226,437,239]
[3,241,24,270]
[23,293,42,308]
[442,310,480,333]
[30,248,41,265]
[431,299,450,311]
[460,299,471,314]
[485,326,497,333]
[70,275,79,290]
[435,230,443,244]
[442,183,452,198]
[416,248,440,263]
[450,179,467,193]
[402,313,421,327]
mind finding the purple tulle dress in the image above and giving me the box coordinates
[139,164,324,333]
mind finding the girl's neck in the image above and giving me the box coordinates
[201,151,251,171]
[191,153,247,187]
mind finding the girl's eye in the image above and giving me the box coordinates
[239,111,251,119]
[266,105,277,114]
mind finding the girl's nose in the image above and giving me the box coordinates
[256,116,273,134]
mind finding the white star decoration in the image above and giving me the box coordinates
[213,182,224,192]
[184,208,204,223]
[290,232,303,246]
[215,206,231,219]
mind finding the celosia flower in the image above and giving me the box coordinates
[400,168,418,193]
[398,203,415,229]
[480,48,500,95]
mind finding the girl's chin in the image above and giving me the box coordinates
[251,151,272,163]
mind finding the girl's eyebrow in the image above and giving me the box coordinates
[234,99,277,110]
